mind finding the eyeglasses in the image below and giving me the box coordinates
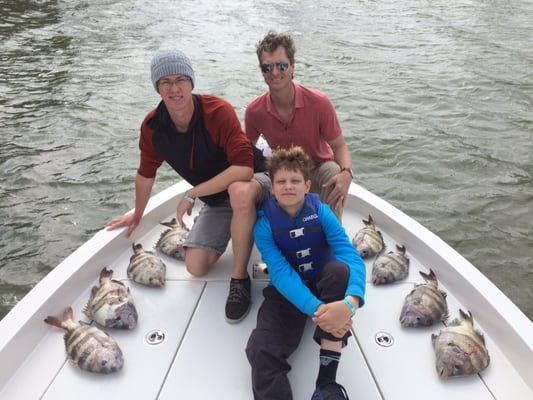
[261,61,290,74]
[158,77,190,90]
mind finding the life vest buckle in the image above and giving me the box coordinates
[296,248,312,258]
[297,262,313,272]
[290,228,305,238]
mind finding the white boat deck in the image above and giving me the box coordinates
[0,181,531,399]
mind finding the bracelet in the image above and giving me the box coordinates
[342,298,356,317]
[183,191,196,204]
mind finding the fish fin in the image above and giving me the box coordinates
[111,278,126,287]
[159,218,178,228]
[155,232,169,249]
[82,298,92,317]
[476,329,487,346]
[442,308,449,323]
[90,285,99,299]
[373,230,385,254]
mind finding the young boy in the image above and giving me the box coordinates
[246,147,366,400]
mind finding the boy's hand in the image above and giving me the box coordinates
[312,301,353,334]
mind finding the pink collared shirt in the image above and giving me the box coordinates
[245,83,342,166]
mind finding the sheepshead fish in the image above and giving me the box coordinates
[44,307,124,374]
[352,215,385,259]
[400,269,448,327]
[155,218,189,260]
[432,309,490,378]
[128,242,166,287]
[84,267,138,329]
[372,244,410,284]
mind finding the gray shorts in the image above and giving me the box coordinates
[184,172,271,254]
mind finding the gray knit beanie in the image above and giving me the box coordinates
[150,48,195,91]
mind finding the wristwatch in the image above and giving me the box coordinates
[341,167,354,178]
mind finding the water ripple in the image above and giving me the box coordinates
[0,0,532,322]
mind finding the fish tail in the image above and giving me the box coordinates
[459,309,475,328]
[395,244,406,253]
[44,315,63,328]
[363,215,374,227]
[44,306,74,329]
[100,267,114,281]
[63,306,74,321]
[420,269,437,283]
[132,242,143,253]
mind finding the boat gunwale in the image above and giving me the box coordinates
[0,181,531,394]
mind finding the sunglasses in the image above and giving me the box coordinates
[261,61,290,73]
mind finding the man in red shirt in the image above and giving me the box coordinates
[245,32,353,220]
[107,48,270,323]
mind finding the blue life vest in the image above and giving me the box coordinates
[263,193,334,280]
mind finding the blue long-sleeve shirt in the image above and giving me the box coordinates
[253,200,366,317]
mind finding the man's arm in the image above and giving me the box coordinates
[106,173,155,237]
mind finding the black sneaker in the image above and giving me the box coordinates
[225,277,251,323]
[311,382,349,400]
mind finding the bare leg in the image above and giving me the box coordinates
[228,179,263,279]
[320,338,342,352]
[224,179,264,323]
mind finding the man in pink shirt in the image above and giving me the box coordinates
[245,31,353,219]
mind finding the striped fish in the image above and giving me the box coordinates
[83,267,138,329]
[351,215,385,259]
[432,310,490,378]
[155,218,189,260]
[372,244,410,284]
[400,269,448,327]
[44,307,124,374]
[128,242,166,287]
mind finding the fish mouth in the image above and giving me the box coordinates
[107,316,137,330]
[109,305,139,329]
[150,277,166,287]
[358,249,371,259]
[437,366,450,379]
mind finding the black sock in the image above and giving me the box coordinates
[316,349,341,387]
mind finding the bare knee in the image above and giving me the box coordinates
[185,248,219,277]
[228,181,261,212]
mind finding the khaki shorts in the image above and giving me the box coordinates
[184,172,271,254]
[310,161,342,219]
